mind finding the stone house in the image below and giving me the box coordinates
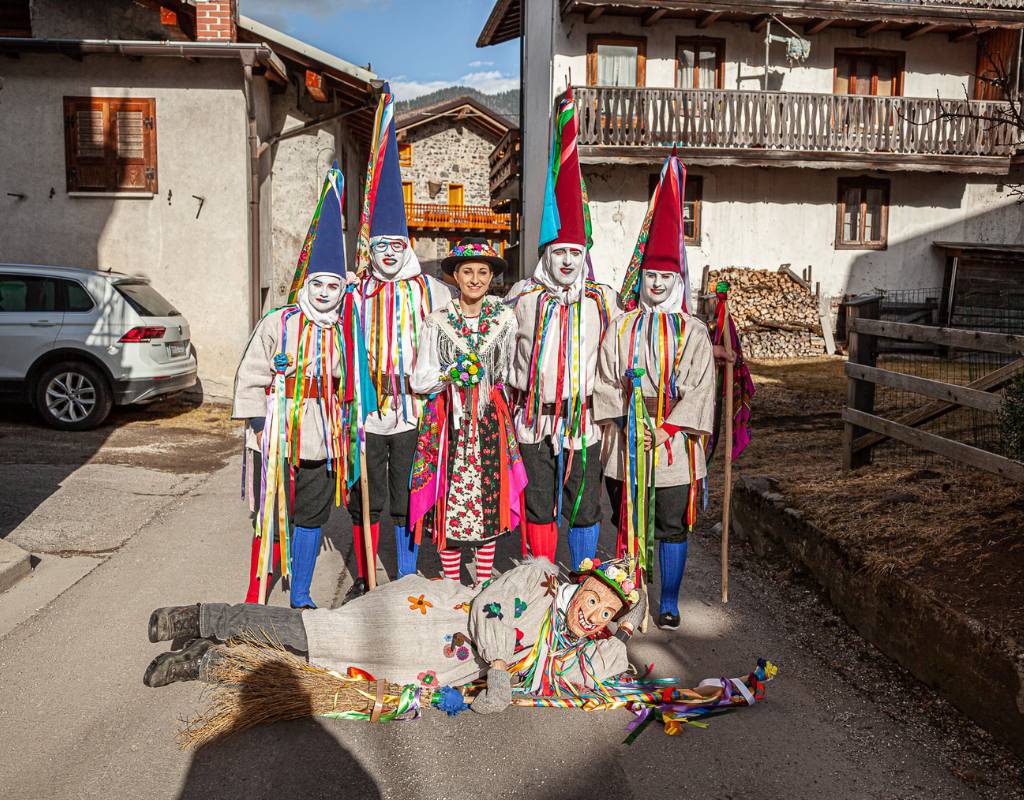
[395,96,515,280]
[0,0,377,398]
[477,0,1024,302]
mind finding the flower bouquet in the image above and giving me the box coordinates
[447,352,483,389]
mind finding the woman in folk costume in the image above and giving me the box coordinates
[144,556,647,712]
[594,153,716,631]
[233,164,376,610]
[348,83,452,595]
[407,239,525,585]
[505,88,620,570]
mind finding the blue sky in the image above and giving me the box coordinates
[239,0,519,99]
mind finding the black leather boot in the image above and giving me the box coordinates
[148,604,201,643]
[656,611,681,630]
[143,639,212,687]
[343,577,367,604]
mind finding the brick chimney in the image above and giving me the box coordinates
[194,0,237,42]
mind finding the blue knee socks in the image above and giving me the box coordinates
[658,540,688,616]
[568,523,601,571]
[394,524,419,578]
[290,526,321,609]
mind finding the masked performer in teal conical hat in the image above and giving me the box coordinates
[504,88,619,571]
[232,163,376,609]
[593,152,715,631]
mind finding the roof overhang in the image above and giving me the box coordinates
[559,1,1024,32]
[478,0,521,47]
[396,96,514,139]
[933,241,1024,257]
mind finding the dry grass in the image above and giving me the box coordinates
[711,357,1024,642]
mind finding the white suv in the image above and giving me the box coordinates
[0,264,198,430]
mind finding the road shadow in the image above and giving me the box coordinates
[176,662,380,800]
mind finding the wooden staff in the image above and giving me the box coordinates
[719,283,735,604]
[359,446,376,591]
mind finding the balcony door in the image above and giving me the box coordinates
[448,184,464,206]
[587,35,646,87]
[834,50,904,148]
[676,38,724,90]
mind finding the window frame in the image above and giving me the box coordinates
[835,176,890,251]
[675,37,726,90]
[586,34,647,87]
[398,142,413,167]
[648,173,703,246]
[833,49,905,97]
[63,96,158,194]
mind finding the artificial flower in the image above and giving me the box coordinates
[408,594,433,615]
[578,558,594,572]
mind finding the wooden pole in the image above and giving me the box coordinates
[359,448,376,591]
[720,290,735,605]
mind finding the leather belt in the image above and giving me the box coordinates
[643,396,678,417]
[374,375,411,397]
[534,395,594,417]
[266,376,322,399]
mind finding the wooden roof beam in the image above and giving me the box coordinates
[805,19,832,35]
[951,27,990,43]
[857,20,888,38]
[903,23,940,41]
[642,8,667,26]
[584,7,605,23]
[697,11,722,29]
[750,15,770,33]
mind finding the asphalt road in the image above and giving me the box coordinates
[1,459,1022,800]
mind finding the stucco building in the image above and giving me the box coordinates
[0,0,377,397]
[395,96,515,279]
[478,1,1024,301]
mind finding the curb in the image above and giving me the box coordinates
[0,539,32,595]
[732,475,1024,759]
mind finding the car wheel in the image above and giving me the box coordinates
[34,362,113,431]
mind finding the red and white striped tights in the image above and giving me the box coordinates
[439,541,497,585]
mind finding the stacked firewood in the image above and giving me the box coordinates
[706,267,826,359]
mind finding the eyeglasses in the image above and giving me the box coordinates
[371,239,409,253]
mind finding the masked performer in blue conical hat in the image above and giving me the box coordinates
[233,164,376,609]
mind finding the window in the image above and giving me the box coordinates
[0,276,57,312]
[114,281,180,317]
[648,174,703,245]
[834,51,903,97]
[402,181,413,206]
[63,97,157,193]
[587,35,646,87]
[676,38,724,89]
[63,281,95,312]
[836,177,889,250]
[448,184,464,206]
[398,142,413,167]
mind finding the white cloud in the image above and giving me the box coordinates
[467,59,494,68]
[389,70,520,100]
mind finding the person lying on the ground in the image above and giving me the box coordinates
[144,557,647,714]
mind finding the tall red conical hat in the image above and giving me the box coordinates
[641,156,685,274]
[538,86,591,251]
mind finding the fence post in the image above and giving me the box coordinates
[842,296,880,470]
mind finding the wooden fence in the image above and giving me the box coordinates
[842,316,1024,480]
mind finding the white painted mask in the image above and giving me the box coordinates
[542,242,586,288]
[639,270,685,313]
[370,236,412,280]
[304,274,344,313]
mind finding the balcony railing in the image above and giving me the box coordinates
[489,128,521,202]
[574,86,1019,162]
[406,203,510,233]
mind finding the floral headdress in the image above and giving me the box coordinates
[573,556,641,608]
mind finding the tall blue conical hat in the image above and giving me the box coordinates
[288,162,346,302]
[367,83,408,239]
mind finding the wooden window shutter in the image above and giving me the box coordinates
[64,97,157,193]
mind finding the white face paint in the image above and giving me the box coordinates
[640,270,675,308]
[370,236,411,280]
[305,275,344,313]
[543,242,586,288]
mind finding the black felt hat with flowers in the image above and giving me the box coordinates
[440,237,507,275]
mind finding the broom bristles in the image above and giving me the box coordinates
[177,633,405,750]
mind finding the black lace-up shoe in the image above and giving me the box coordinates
[148,604,201,643]
[143,639,212,688]
[656,611,681,630]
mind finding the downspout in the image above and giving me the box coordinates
[241,53,262,329]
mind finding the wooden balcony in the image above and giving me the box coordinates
[405,203,511,236]
[573,86,1020,174]
[488,128,521,207]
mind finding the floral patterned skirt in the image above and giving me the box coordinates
[444,405,506,544]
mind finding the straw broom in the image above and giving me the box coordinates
[177,635,404,750]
